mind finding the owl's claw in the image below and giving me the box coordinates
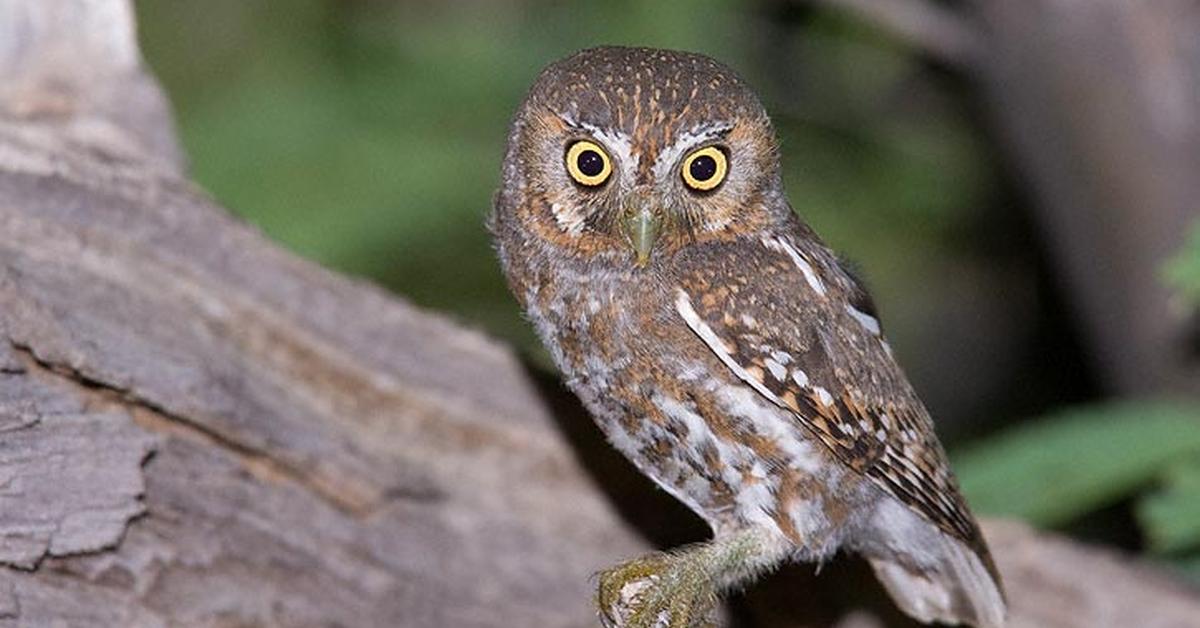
[596,552,718,628]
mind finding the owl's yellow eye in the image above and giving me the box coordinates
[681,146,728,191]
[565,140,613,187]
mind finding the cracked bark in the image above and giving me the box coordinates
[0,1,1197,627]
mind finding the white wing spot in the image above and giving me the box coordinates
[764,358,787,381]
[813,386,834,407]
[791,368,810,388]
[845,303,881,336]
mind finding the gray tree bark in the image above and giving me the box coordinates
[0,1,1196,627]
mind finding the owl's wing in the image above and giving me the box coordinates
[673,233,986,556]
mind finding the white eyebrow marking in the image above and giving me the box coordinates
[588,128,636,173]
[761,237,827,297]
[651,123,732,183]
[558,112,639,174]
[845,304,881,336]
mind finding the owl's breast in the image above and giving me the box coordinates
[518,263,858,549]
[522,268,657,389]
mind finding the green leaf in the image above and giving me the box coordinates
[1138,457,1200,554]
[952,401,1200,526]
[1164,220,1200,306]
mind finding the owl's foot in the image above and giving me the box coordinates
[596,550,718,628]
[595,529,785,628]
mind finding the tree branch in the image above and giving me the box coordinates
[800,0,984,67]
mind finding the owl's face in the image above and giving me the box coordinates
[494,47,789,270]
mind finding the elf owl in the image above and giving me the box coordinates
[489,47,1006,627]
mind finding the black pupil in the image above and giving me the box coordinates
[689,155,718,182]
[577,150,604,177]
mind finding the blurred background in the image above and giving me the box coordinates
[134,0,1199,585]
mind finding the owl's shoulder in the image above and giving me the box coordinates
[670,229,989,555]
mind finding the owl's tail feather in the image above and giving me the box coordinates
[868,534,1006,628]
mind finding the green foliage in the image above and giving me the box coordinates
[954,401,1200,578]
[953,401,1200,526]
[1138,458,1200,554]
[1164,220,1200,306]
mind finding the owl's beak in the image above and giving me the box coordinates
[622,207,661,267]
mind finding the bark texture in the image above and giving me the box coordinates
[0,1,1196,627]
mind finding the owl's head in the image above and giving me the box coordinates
[493,47,788,270]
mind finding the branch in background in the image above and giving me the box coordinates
[799,0,983,67]
[800,0,1200,393]
[970,0,1200,394]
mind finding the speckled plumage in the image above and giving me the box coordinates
[490,47,1005,627]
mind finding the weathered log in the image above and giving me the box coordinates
[0,1,1196,626]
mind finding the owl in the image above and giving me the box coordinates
[489,47,1006,628]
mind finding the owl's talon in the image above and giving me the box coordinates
[596,553,717,628]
